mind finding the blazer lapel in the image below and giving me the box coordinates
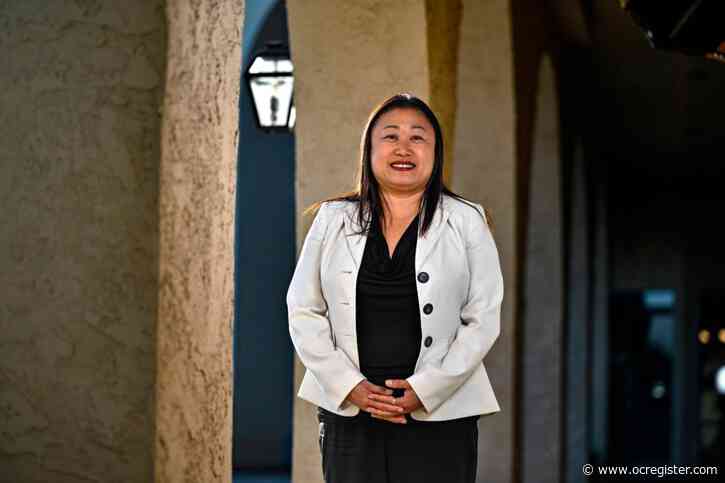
[342,204,367,269]
[341,195,450,271]
[415,196,450,272]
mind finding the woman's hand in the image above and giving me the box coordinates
[367,379,424,423]
[345,380,408,423]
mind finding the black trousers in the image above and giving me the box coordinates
[317,407,480,483]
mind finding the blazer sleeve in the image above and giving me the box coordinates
[287,202,366,411]
[406,203,504,414]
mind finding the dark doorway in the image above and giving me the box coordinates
[608,290,675,466]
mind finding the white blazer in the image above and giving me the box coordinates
[287,192,504,421]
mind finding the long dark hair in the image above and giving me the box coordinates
[305,93,490,236]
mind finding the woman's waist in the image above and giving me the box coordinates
[361,364,415,379]
[359,365,414,398]
[317,405,481,426]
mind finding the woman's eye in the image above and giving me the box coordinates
[383,134,397,140]
[412,136,425,142]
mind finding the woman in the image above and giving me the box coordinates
[287,93,504,483]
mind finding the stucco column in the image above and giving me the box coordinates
[590,152,609,465]
[286,1,464,481]
[155,1,243,482]
[565,141,590,483]
[521,55,563,483]
[0,2,165,482]
[450,1,518,482]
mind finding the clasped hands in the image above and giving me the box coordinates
[345,379,423,424]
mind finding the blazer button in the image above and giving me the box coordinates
[423,303,433,315]
[417,271,429,283]
[424,336,433,347]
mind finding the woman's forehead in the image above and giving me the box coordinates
[374,107,431,129]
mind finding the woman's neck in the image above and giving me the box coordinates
[379,190,423,224]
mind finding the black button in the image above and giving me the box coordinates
[424,336,433,347]
[423,303,433,315]
[417,272,429,283]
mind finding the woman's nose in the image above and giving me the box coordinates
[395,139,412,154]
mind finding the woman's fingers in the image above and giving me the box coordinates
[368,393,396,405]
[366,382,393,395]
[384,379,410,389]
[367,406,401,417]
[370,412,407,424]
[366,397,404,414]
[368,392,409,413]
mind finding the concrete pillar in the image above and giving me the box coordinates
[451,1,518,482]
[565,141,590,483]
[286,1,462,481]
[0,2,165,482]
[425,0,462,184]
[521,55,563,483]
[155,1,243,482]
[1,2,243,482]
[590,153,609,464]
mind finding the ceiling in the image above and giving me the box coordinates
[550,0,725,184]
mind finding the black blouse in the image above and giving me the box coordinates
[356,211,422,397]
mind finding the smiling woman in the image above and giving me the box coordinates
[370,107,435,256]
[287,93,504,483]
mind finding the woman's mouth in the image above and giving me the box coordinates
[390,162,416,171]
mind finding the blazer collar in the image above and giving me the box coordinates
[341,195,451,271]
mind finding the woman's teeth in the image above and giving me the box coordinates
[391,162,415,170]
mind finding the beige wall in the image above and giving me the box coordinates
[450,1,517,482]
[288,1,520,482]
[426,0,462,184]
[286,1,441,481]
[0,1,243,482]
[155,1,243,482]
[287,0,430,223]
[0,1,165,482]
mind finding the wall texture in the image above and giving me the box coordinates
[286,1,431,481]
[425,0,461,185]
[0,1,165,482]
[521,55,563,483]
[450,1,517,482]
[287,1,519,482]
[155,1,243,482]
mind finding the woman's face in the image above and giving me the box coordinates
[369,107,435,197]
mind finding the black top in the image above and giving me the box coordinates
[356,211,422,396]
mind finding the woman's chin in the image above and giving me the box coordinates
[380,181,426,194]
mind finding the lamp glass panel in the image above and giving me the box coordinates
[249,76,294,127]
[288,105,296,128]
[249,56,294,74]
